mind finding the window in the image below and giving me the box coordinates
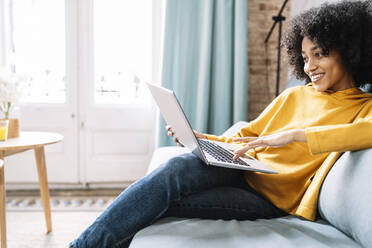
[94,0,152,105]
[3,0,66,103]
[1,0,153,105]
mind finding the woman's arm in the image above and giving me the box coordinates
[207,90,292,144]
[305,117,372,155]
[233,116,372,159]
[232,129,306,160]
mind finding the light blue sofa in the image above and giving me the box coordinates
[130,121,372,248]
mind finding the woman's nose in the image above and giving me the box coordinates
[304,59,317,74]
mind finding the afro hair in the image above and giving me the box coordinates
[282,0,372,88]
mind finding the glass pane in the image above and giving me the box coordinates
[9,0,66,103]
[94,0,152,105]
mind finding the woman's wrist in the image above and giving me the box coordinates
[292,129,307,142]
[194,131,207,139]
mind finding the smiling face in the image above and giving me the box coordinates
[301,37,354,92]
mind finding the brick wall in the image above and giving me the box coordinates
[247,0,291,120]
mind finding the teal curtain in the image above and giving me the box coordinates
[158,0,248,147]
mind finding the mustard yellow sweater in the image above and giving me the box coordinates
[205,84,372,221]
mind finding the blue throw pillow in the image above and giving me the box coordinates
[318,149,372,247]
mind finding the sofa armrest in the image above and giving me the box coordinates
[222,121,249,137]
[318,148,372,248]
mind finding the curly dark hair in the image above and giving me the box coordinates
[282,0,372,88]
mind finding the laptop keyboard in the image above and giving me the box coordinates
[198,139,249,166]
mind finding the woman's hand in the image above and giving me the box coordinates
[232,129,306,160]
[166,125,206,147]
[193,130,207,139]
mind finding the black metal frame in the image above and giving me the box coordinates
[264,0,289,97]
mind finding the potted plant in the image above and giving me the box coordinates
[0,69,24,138]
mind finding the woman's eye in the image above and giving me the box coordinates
[314,52,323,57]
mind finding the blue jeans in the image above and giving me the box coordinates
[69,153,286,248]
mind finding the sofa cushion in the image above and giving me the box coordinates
[130,216,360,248]
[318,149,372,248]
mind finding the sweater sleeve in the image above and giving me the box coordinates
[204,122,257,143]
[204,88,291,143]
[305,117,372,155]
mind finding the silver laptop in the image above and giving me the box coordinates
[147,83,277,174]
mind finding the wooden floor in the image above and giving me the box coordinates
[3,189,123,248]
[6,211,102,248]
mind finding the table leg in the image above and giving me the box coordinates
[0,158,6,248]
[34,147,52,233]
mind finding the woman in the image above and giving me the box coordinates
[70,1,372,247]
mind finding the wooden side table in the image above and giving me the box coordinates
[0,132,63,248]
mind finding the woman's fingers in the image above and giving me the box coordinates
[233,130,302,159]
[232,137,260,159]
[233,139,267,160]
[233,146,250,160]
[166,125,175,137]
[166,125,184,146]
[233,137,258,143]
[173,137,184,147]
[166,125,204,147]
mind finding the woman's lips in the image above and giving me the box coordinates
[311,73,325,82]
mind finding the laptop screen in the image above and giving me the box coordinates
[147,83,206,162]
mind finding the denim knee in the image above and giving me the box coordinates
[157,153,202,178]
[144,153,204,198]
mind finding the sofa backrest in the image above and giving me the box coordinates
[225,120,372,247]
[222,121,249,136]
[318,149,372,247]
